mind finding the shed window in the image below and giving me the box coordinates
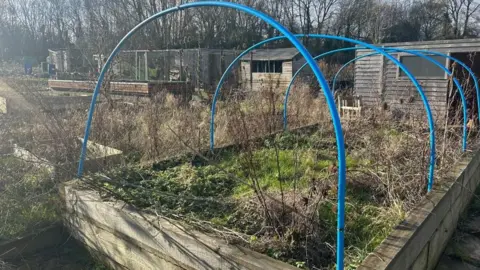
[398,55,447,79]
[251,60,283,73]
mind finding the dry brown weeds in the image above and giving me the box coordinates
[0,76,472,269]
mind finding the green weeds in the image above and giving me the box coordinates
[0,156,59,239]
[92,129,402,269]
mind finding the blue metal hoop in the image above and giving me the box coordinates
[411,49,480,125]
[77,3,347,269]
[331,48,468,152]
[211,34,436,193]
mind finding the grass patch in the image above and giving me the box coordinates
[88,129,406,269]
[0,156,59,239]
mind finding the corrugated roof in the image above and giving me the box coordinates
[376,37,480,47]
[241,47,300,61]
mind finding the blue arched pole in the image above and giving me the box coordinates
[210,35,300,152]
[282,48,478,144]
[331,49,468,152]
[76,2,348,269]
[211,34,436,193]
[210,40,354,151]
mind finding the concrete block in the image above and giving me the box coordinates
[427,211,454,270]
[450,196,463,231]
[411,244,429,270]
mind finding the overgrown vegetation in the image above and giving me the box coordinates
[87,128,401,268]
[0,76,470,269]
[0,156,58,239]
[0,77,112,268]
[85,114,463,269]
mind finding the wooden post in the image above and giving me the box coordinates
[337,95,341,118]
[167,50,171,82]
[144,52,148,81]
[135,52,138,81]
[250,51,253,91]
[347,100,350,120]
[180,49,183,81]
[197,49,201,90]
[357,97,361,116]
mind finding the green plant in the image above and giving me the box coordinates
[0,157,59,238]
[77,96,464,270]
[96,163,239,221]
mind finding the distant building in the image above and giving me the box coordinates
[354,38,480,118]
[239,48,307,91]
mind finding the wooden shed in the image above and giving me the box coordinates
[240,48,306,91]
[354,39,480,118]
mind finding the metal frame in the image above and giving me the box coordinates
[332,48,468,152]
[76,4,347,269]
[211,35,436,195]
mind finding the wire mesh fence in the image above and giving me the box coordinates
[105,49,241,92]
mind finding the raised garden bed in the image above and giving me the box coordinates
[13,138,123,181]
[48,79,194,102]
[62,181,298,270]
[359,147,480,269]
[64,121,464,269]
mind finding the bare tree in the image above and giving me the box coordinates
[1,0,480,63]
[447,0,480,37]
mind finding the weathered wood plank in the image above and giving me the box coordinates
[48,80,193,99]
